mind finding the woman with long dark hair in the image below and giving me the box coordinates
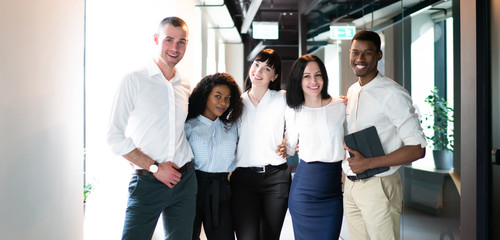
[285,54,345,239]
[230,48,291,240]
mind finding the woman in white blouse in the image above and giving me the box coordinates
[231,48,291,240]
[285,54,345,240]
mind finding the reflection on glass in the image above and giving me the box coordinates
[400,1,460,239]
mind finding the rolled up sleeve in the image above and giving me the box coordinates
[107,75,138,156]
[385,90,427,148]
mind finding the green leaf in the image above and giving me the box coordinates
[422,87,454,151]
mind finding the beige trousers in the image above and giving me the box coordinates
[343,171,403,240]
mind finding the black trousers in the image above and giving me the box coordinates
[193,171,234,240]
[230,163,291,240]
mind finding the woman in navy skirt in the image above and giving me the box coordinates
[285,54,345,239]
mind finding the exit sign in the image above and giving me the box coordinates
[330,26,356,40]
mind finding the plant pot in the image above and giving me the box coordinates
[433,150,453,170]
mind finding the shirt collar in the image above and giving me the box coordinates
[197,115,221,127]
[244,88,271,105]
[360,72,383,89]
[146,59,181,83]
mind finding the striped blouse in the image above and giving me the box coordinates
[185,115,237,173]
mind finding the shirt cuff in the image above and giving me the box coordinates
[402,136,428,148]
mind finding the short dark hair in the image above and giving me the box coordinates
[286,54,331,110]
[158,16,188,34]
[244,48,282,91]
[187,73,243,126]
[351,30,381,52]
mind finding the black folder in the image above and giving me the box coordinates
[344,126,389,179]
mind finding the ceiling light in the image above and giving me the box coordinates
[252,21,279,40]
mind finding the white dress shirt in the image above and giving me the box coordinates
[285,98,346,163]
[107,60,193,168]
[236,90,288,168]
[185,115,237,173]
[342,72,427,177]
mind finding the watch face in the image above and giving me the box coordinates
[149,164,158,173]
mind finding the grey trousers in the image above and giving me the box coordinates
[122,168,197,240]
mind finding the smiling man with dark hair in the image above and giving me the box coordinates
[342,30,427,240]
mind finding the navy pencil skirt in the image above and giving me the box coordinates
[288,160,343,240]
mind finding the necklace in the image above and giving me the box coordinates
[249,90,261,104]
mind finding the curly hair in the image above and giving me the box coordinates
[286,54,331,110]
[244,48,282,91]
[187,73,243,126]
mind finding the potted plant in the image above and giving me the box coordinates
[422,87,454,169]
[84,183,93,203]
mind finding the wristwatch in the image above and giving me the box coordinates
[149,162,159,174]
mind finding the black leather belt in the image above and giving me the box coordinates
[134,161,194,177]
[236,163,287,173]
[177,161,194,173]
[347,175,360,181]
[195,171,229,179]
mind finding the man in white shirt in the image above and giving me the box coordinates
[342,30,427,240]
[107,16,195,240]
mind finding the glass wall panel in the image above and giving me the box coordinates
[310,1,461,239]
[400,1,460,239]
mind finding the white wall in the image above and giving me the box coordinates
[339,40,357,95]
[382,27,395,80]
[225,43,244,90]
[0,0,84,239]
[324,44,341,97]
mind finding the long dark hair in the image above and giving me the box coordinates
[244,48,282,91]
[187,73,243,125]
[286,54,331,110]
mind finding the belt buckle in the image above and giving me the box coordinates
[256,166,266,173]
